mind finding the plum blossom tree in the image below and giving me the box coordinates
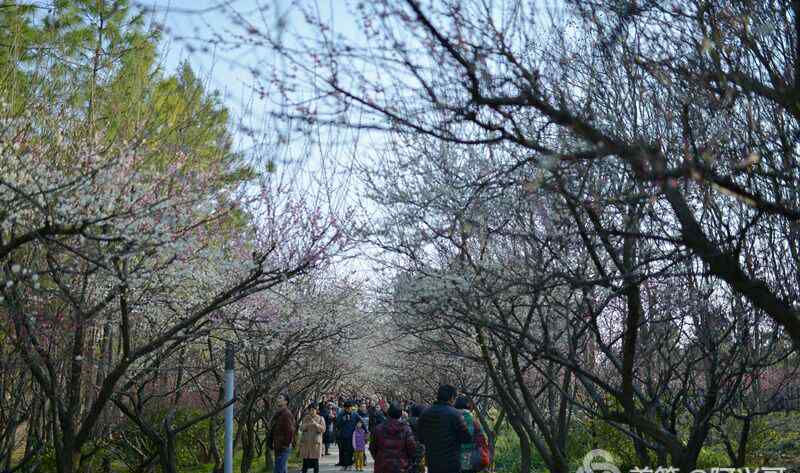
[206,1,800,469]
[0,98,351,471]
[349,128,797,472]
[237,0,800,348]
[0,3,353,472]
[100,267,362,473]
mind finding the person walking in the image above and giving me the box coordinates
[299,403,326,473]
[333,402,343,466]
[268,393,296,473]
[454,397,489,473]
[369,402,417,473]
[337,401,360,470]
[408,404,428,473]
[352,419,369,471]
[417,385,472,473]
[369,401,387,431]
[357,402,371,432]
[408,404,425,436]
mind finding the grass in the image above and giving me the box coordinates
[181,450,270,473]
[181,446,304,472]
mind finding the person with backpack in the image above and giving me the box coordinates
[369,402,417,473]
[454,397,490,473]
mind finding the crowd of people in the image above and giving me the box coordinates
[268,385,491,473]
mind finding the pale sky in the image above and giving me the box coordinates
[137,1,407,286]
[140,0,365,152]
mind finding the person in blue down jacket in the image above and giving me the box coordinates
[336,401,361,470]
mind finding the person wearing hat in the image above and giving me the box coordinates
[336,401,360,470]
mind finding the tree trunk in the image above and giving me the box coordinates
[162,412,179,473]
[173,347,187,406]
[25,393,41,457]
[241,389,268,473]
[264,446,274,473]
[241,424,255,473]
[734,418,751,467]
[633,430,652,467]
[2,419,16,472]
[56,446,81,473]
[209,417,223,473]
[519,431,532,473]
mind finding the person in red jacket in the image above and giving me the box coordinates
[369,402,417,473]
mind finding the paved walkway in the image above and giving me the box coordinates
[292,445,374,473]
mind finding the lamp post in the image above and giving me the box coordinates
[224,342,235,473]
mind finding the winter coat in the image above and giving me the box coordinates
[369,418,417,473]
[336,411,360,442]
[408,416,427,472]
[357,410,371,431]
[417,402,472,473]
[298,413,326,459]
[320,407,333,427]
[408,416,421,438]
[369,408,387,431]
[459,411,485,471]
[352,427,368,451]
[269,407,296,452]
[320,408,335,443]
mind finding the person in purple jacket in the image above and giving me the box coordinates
[352,419,369,471]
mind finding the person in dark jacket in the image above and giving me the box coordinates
[369,402,387,431]
[417,385,472,473]
[320,402,335,455]
[333,402,344,465]
[268,393,296,473]
[357,402,371,432]
[408,404,428,473]
[337,401,361,470]
[369,402,417,473]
